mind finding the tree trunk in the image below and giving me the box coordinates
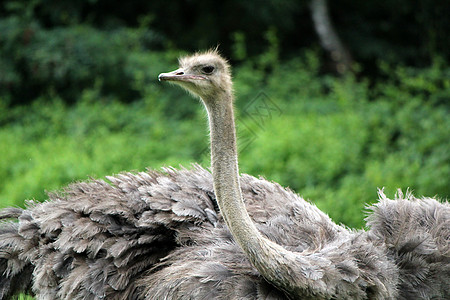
[310,0,353,74]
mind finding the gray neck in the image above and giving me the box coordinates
[205,93,260,244]
[204,92,305,297]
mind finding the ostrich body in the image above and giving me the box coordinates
[0,50,449,299]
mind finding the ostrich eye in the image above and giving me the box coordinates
[201,65,215,74]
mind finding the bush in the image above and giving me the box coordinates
[0,16,166,105]
[0,51,448,229]
[237,54,449,227]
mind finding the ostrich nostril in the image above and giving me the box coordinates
[176,71,184,75]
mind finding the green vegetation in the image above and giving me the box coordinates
[1,51,448,228]
[16,295,33,300]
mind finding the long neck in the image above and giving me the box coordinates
[204,92,307,297]
[206,92,262,249]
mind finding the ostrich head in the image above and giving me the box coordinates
[158,50,232,102]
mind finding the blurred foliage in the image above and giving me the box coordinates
[0,3,448,300]
[0,16,166,104]
[1,0,450,105]
[15,294,33,300]
[235,52,449,227]
[1,49,448,228]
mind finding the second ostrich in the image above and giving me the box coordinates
[0,50,448,299]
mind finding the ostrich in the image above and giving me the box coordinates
[0,50,448,300]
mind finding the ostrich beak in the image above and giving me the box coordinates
[158,69,207,82]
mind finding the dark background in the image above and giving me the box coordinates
[1,0,449,105]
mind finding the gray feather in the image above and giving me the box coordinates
[0,167,448,299]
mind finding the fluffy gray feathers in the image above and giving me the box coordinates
[0,165,448,299]
[366,189,449,299]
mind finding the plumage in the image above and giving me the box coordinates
[1,166,447,299]
[1,51,448,299]
[366,189,450,300]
